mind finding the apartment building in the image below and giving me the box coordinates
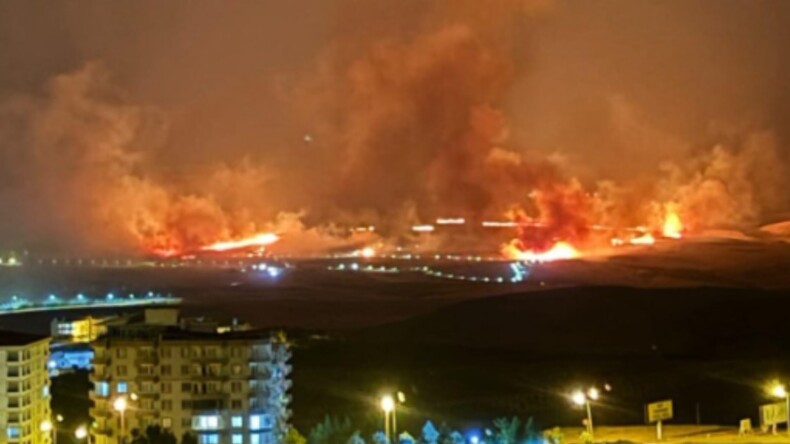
[0,331,52,444]
[90,309,291,444]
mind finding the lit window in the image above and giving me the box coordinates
[232,435,243,444]
[117,381,128,393]
[194,415,221,430]
[250,434,260,444]
[7,427,20,438]
[232,416,243,428]
[250,415,272,430]
[42,386,50,397]
[96,381,110,397]
[199,434,219,444]
[207,416,219,429]
[250,415,261,430]
[162,418,172,429]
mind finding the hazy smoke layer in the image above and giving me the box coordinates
[0,0,789,254]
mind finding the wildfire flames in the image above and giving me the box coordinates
[502,240,579,262]
[662,211,684,239]
[503,202,688,262]
[200,232,280,252]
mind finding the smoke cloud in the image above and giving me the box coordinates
[0,0,789,255]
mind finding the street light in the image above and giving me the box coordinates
[41,419,53,444]
[381,395,395,443]
[42,414,64,444]
[75,425,91,444]
[380,392,405,444]
[570,387,602,438]
[768,382,789,436]
[114,396,129,444]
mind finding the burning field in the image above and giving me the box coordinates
[0,0,789,268]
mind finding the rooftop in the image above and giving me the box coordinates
[0,329,49,346]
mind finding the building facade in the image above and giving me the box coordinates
[90,309,291,444]
[0,331,52,444]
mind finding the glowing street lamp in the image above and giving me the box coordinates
[570,387,602,437]
[381,395,394,442]
[75,425,91,444]
[114,396,129,444]
[380,392,406,443]
[768,382,790,436]
[40,419,53,444]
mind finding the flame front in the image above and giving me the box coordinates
[502,240,579,262]
[662,211,683,239]
[200,232,280,252]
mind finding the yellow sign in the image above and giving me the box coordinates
[648,400,673,423]
[760,402,788,426]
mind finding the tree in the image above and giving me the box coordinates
[372,431,389,444]
[284,427,308,444]
[422,421,439,444]
[543,428,564,444]
[347,432,366,444]
[398,432,415,444]
[145,426,177,444]
[130,429,147,444]
[181,433,198,444]
[309,415,353,444]
[523,417,541,444]
[492,417,520,444]
[449,431,465,444]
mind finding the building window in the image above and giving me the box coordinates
[181,348,189,358]
[199,435,219,444]
[231,416,243,428]
[161,365,171,376]
[162,417,172,428]
[231,382,242,393]
[7,426,20,439]
[43,385,50,397]
[181,383,192,393]
[249,415,272,431]
[232,365,242,375]
[162,400,172,411]
[161,348,171,358]
[117,381,128,393]
[194,415,220,430]
[181,400,191,410]
[95,381,110,397]
[250,434,260,444]
[182,418,191,428]
[231,400,242,409]
[117,365,127,376]
[162,382,171,393]
[232,434,243,444]
[116,348,127,358]
[181,365,189,375]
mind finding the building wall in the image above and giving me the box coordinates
[90,335,291,444]
[0,339,52,444]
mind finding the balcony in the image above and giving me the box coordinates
[136,391,159,399]
[249,351,271,363]
[94,355,112,365]
[275,349,292,362]
[135,355,158,365]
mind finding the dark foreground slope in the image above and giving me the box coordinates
[290,286,790,433]
[355,286,790,357]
